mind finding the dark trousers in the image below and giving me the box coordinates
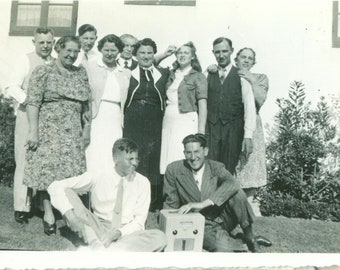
[202,189,255,252]
[124,102,163,211]
[206,118,244,175]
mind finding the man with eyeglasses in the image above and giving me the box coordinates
[163,133,272,252]
[4,27,55,224]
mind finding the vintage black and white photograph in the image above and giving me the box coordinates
[0,0,339,268]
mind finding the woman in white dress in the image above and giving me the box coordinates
[85,34,130,174]
[160,42,207,174]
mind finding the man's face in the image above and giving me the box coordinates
[79,31,97,53]
[212,40,233,68]
[33,32,55,59]
[136,45,154,68]
[114,151,139,177]
[120,37,137,60]
[184,142,208,171]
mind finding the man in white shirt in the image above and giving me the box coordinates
[4,27,55,224]
[73,24,99,67]
[206,37,256,175]
[47,138,166,251]
[163,133,272,252]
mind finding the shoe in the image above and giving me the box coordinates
[43,220,57,235]
[245,238,259,253]
[255,235,272,247]
[14,211,29,224]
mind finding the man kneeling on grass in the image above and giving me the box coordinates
[163,133,272,252]
[47,138,166,251]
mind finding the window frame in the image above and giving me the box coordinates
[124,0,196,6]
[332,1,340,48]
[9,0,78,37]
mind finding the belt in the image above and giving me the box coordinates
[134,100,159,106]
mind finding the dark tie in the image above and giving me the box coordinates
[124,60,129,68]
[112,178,124,229]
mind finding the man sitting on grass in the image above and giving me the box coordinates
[47,138,166,251]
[163,133,272,252]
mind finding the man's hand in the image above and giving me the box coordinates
[102,229,122,248]
[64,209,87,242]
[242,138,253,159]
[178,199,214,214]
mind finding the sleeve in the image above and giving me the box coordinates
[47,172,94,215]
[195,72,208,100]
[241,78,256,139]
[209,163,240,206]
[252,74,269,109]
[119,177,151,237]
[26,65,49,108]
[4,55,30,103]
[163,164,181,209]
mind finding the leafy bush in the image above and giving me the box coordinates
[262,81,340,221]
[0,94,15,187]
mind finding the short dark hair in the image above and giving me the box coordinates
[34,27,54,36]
[173,41,202,72]
[54,36,80,53]
[78,24,97,36]
[97,34,124,52]
[213,37,233,48]
[133,38,157,56]
[182,133,208,148]
[112,138,139,157]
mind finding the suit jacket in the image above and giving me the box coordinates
[163,159,240,211]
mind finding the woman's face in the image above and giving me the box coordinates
[176,45,193,69]
[235,49,255,70]
[101,42,120,67]
[58,41,80,69]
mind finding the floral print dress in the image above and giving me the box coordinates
[23,62,91,190]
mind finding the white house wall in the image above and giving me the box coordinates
[0,0,339,129]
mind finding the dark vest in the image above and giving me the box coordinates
[207,66,244,125]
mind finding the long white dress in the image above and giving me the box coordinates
[160,66,198,174]
[86,69,122,175]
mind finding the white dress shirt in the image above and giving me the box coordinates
[47,170,151,237]
[74,49,100,67]
[192,164,205,191]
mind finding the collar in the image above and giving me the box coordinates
[113,168,136,183]
[97,57,123,72]
[176,65,192,75]
[192,164,205,177]
[117,56,132,66]
[218,63,232,72]
[140,65,154,72]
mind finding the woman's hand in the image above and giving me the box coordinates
[238,68,256,84]
[83,124,91,148]
[26,129,39,151]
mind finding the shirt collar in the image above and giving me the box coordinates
[192,164,205,178]
[97,57,123,71]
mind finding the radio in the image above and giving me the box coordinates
[159,209,205,252]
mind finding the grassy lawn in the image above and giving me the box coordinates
[0,185,339,252]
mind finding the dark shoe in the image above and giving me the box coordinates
[255,235,272,247]
[245,238,259,253]
[14,211,29,224]
[43,220,57,235]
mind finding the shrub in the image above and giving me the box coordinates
[0,94,15,187]
[262,81,340,221]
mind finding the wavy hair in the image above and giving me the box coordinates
[173,41,202,72]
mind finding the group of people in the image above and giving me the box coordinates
[5,23,271,252]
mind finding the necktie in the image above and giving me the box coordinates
[220,68,227,84]
[124,60,129,68]
[112,178,124,229]
[193,173,200,191]
[84,52,88,61]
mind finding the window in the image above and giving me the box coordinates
[124,0,196,6]
[332,1,340,47]
[9,0,78,36]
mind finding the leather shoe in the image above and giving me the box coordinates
[14,211,29,224]
[43,220,57,236]
[245,238,259,253]
[255,235,272,247]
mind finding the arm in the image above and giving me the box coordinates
[163,165,181,209]
[26,105,39,151]
[196,73,208,134]
[154,45,177,66]
[252,74,269,108]
[81,68,93,148]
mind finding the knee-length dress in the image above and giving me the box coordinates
[23,62,91,190]
[236,73,269,189]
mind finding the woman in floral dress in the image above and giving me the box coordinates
[24,36,91,235]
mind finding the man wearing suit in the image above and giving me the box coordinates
[206,37,256,175]
[117,34,139,70]
[123,38,170,212]
[163,133,271,252]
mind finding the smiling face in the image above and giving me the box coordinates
[120,36,137,60]
[235,49,255,70]
[58,41,80,69]
[184,142,208,172]
[100,41,119,67]
[114,150,139,177]
[212,40,234,68]
[79,31,97,53]
[33,32,55,59]
[136,45,154,68]
[176,45,193,69]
